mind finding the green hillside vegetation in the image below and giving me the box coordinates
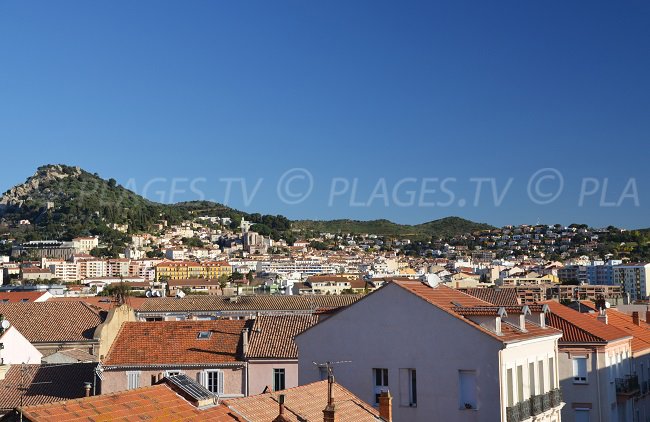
[293,216,494,239]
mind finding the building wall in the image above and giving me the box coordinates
[247,359,298,395]
[93,304,137,361]
[296,283,506,422]
[557,340,631,422]
[0,326,42,364]
[101,366,245,396]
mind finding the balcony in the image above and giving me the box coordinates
[506,389,562,422]
[615,375,640,398]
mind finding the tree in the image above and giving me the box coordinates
[218,274,229,295]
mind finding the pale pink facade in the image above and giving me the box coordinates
[296,282,564,422]
[247,359,299,395]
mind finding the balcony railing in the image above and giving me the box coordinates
[615,375,640,396]
[641,380,648,395]
[505,389,562,422]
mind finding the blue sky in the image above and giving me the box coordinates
[0,0,648,228]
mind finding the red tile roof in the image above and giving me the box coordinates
[542,301,631,344]
[0,302,104,342]
[393,280,561,344]
[247,315,319,359]
[18,384,236,422]
[0,291,49,303]
[578,307,650,353]
[459,287,520,306]
[0,364,97,411]
[224,380,381,422]
[103,320,249,366]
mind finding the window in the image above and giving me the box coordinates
[273,368,286,391]
[574,409,590,422]
[127,371,140,390]
[399,369,417,407]
[373,368,388,404]
[516,366,524,403]
[197,331,212,339]
[549,357,555,389]
[507,368,514,407]
[573,357,588,383]
[529,362,536,396]
[538,361,545,394]
[459,370,477,410]
[201,370,224,394]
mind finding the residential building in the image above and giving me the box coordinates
[614,263,650,301]
[296,280,564,422]
[0,302,103,357]
[100,320,250,396]
[0,319,42,365]
[245,314,319,395]
[155,261,232,281]
[544,301,635,422]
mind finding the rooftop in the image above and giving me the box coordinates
[0,364,97,411]
[136,294,362,313]
[542,301,631,344]
[103,320,249,366]
[0,302,104,343]
[247,315,320,359]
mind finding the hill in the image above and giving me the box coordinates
[293,216,494,239]
[0,165,494,246]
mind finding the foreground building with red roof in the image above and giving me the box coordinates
[9,375,387,422]
[296,279,564,422]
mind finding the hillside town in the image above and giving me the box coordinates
[0,213,649,421]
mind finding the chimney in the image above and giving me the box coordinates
[645,307,650,324]
[242,328,249,357]
[272,394,291,422]
[323,374,338,422]
[84,382,92,397]
[597,309,608,325]
[633,311,640,326]
[379,390,392,422]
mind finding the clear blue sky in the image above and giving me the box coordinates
[1,0,648,228]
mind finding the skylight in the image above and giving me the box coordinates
[197,331,212,339]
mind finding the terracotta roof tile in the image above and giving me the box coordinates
[392,281,561,344]
[459,288,520,306]
[136,295,361,313]
[247,315,319,359]
[542,301,631,344]
[0,302,103,342]
[582,308,650,353]
[224,380,380,422]
[0,364,97,411]
[18,384,236,422]
[0,292,49,303]
[103,320,249,366]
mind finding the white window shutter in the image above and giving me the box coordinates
[218,370,224,394]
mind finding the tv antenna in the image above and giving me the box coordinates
[312,360,352,378]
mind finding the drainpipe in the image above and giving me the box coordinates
[498,348,504,422]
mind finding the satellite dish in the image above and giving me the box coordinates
[424,273,442,288]
[1,320,10,330]
[605,302,611,309]
[145,290,152,298]
[176,290,186,299]
[154,291,161,297]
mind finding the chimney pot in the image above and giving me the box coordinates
[379,390,392,422]
[645,309,650,324]
[633,311,640,326]
[84,382,92,397]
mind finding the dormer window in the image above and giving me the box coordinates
[197,331,212,340]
